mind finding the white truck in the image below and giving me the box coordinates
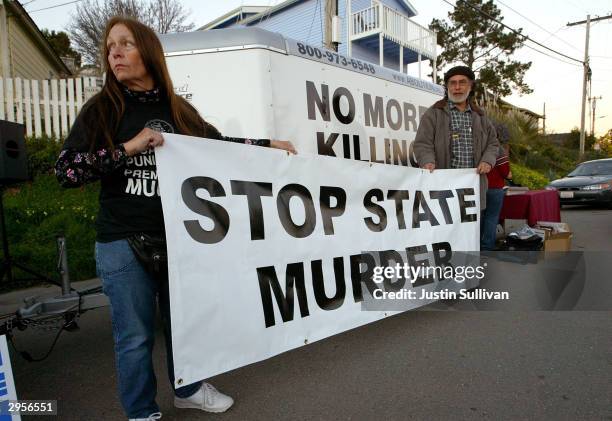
[159,27,443,166]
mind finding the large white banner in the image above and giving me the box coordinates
[156,134,480,386]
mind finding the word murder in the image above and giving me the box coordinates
[256,242,454,327]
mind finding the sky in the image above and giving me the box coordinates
[24,0,612,137]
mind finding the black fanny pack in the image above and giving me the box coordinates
[127,233,168,280]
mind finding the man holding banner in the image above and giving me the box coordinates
[413,65,499,210]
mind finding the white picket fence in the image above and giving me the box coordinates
[0,77,102,139]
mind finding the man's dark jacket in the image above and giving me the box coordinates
[413,98,499,209]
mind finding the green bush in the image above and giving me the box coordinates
[486,107,608,182]
[509,162,550,190]
[25,135,64,178]
[0,137,99,292]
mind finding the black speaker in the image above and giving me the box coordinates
[0,120,28,184]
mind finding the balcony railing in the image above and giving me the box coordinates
[350,4,437,60]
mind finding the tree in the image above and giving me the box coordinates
[429,0,532,99]
[41,29,82,68]
[67,0,194,66]
[564,128,595,150]
[596,129,612,156]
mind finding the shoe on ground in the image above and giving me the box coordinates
[129,412,162,421]
[174,382,234,413]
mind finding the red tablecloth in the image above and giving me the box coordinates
[499,190,561,226]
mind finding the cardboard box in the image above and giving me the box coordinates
[531,228,547,241]
[505,186,530,196]
[535,222,572,252]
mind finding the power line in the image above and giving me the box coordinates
[476,37,582,68]
[542,25,568,43]
[27,0,83,14]
[567,14,612,26]
[494,0,582,53]
[257,0,275,25]
[521,42,582,67]
[562,0,589,15]
[440,0,584,64]
[306,0,321,44]
[473,49,504,71]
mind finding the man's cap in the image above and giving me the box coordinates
[444,65,475,84]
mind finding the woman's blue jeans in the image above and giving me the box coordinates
[480,188,506,251]
[95,239,201,418]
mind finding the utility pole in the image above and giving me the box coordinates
[570,14,589,159]
[590,95,602,136]
[324,0,339,51]
[542,102,546,135]
[568,13,612,158]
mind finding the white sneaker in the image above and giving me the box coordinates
[129,412,162,421]
[174,382,234,413]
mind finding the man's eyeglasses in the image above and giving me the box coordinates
[447,80,470,88]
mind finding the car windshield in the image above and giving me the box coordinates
[568,161,612,177]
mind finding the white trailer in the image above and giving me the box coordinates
[159,27,443,166]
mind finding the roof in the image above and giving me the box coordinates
[160,27,287,54]
[496,97,543,120]
[545,133,571,146]
[239,0,419,26]
[158,27,444,97]
[4,0,72,75]
[400,1,418,17]
[199,6,270,30]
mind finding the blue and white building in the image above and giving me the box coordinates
[200,0,437,81]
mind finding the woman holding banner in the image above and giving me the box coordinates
[55,17,294,421]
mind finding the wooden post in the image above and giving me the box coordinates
[32,80,41,138]
[24,80,32,137]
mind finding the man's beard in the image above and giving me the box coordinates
[448,91,470,104]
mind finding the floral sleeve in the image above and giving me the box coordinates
[55,145,128,188]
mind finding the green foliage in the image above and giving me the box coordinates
[429,0,532,98]
[485,107,599,181]
[597,129,612,156]
[0,138,98,292]
[25,135,64,178]
[41,29,82,68]
[509,162,549,190]
[563,128,596,150]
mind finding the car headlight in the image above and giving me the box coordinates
[545,186,557,191]
[581,182,612,191]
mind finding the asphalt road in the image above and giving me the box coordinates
[6,205,612,421]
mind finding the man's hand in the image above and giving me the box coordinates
[477,162,492,174]
[422,162,435,172]
[123,128,164,156]
[270,140,297,154]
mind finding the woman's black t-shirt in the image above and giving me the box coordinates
[57,87,269,243]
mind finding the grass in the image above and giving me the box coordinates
[1,136,99,292]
